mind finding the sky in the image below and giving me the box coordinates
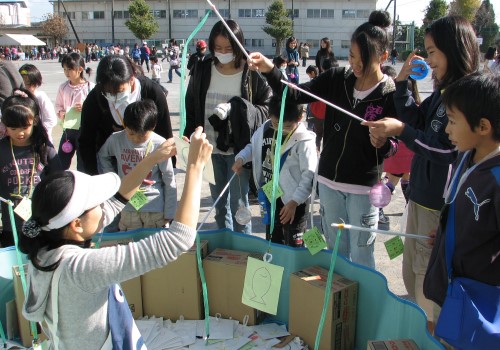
[28,0,500,27]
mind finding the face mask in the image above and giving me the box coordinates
[279,67,287,74]
[215,51,235,65]
[104,85,131,105]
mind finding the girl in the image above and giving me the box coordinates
[167,39,181,83]
[184,19,272,235]
[249,10,397,268]
[20,128,211,348]
[0,89,62,247]
[283,36,299,83]
[315,37,337,73]
[80,55,173,175]
[55,52,93,170]
[363,15,480,331]
[18,64,58,143]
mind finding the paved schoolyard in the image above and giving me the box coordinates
[5,57,435,298]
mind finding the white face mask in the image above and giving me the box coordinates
[104,85,131,105]
[215,51,235,65]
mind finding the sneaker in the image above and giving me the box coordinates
[167,80,172,83]
[379,208,390,224]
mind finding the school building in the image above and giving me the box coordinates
[51,0,383,58]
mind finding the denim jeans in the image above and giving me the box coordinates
[210,153,251,234]
[168,67,181,81]
[319,182,377,269]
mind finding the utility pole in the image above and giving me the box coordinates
[167,0,171,39]
[228,0,231,19]
[111,0,115,44]
[385,0,397,49]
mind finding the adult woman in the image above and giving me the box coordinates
[167,39,181,83]
[283,37,299,83]
[184,20,272,234]
[20,128,212,349]
[249,11,397,268]
[364,16,480,330]
[79,55,172,175]
[315,37,337,73]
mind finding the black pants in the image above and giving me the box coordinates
[59,129,84,171]
[266,198,307,247]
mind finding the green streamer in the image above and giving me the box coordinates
[179,10,212,138]
[0,319,7,348]
[195,233,211,341]
[314,228,342,350]
[8,202,38,343]
[267,86,289,252]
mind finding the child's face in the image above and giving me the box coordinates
[63,65,83,84]
[280,64,287,71]
[21,76,37,94]
[307,72,317,80]
[270,116,298,135]
[425,34,448,82]
[6,119,34,147]
[125,128,152,145]
[445,106,479,152]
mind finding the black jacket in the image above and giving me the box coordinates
[184,57,272,153]
[79,75,172,175]
[264,66,397,187]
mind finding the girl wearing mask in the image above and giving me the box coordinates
[184,20,272,235]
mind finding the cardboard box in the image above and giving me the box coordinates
[289,266,358,350]
[367,339,420,350]
[100,239,143,319]
[141,240,209,320]
[203,248,263,325]
[13,265,48,347]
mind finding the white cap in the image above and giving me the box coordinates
[41,170,121,231]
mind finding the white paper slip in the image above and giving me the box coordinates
[196,317,235,340]
[174,136,215,184]
[250,323,290,340]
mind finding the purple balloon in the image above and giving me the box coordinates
[61,140,73,153]
[369,182,391,208]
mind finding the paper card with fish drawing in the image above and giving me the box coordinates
[173,136,215,184]
[242,257,283,315]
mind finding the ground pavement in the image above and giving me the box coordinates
[6,57,435,298]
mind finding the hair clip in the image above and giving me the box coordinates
[23,218,42,238]
[13,90,28,98]
[20,70,28,75]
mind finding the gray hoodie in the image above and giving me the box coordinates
[23,197,196,349]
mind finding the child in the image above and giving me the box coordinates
[363,16,480,330]
[55,52,94,170]
[151,56,163,84]
[273,55,288,78]
[19,128,211,349]
[232,95,317,247]
[0,89,62,247]
[18,64,58,143]
[98,99,177,230]
[249,10,398,268]
[424,74,500,345]
[305,65,325,152]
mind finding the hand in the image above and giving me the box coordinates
[280,200,298,224]
[362,118,405,138]
[396,49,426,82]
[74,102,83,112]
[151,138,176,163]
[427,229,437,247]
[58,111,65,120]
[187,126,213,168]
[213,103,231,120]
[232,158,244,175]
[247,52,274,73]
[369,133,387,149]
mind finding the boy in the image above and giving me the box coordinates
[98,99,177,230]
[232,95,317,247]
[151,56,163,84]
[424,74,500,311]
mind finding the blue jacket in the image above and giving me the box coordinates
[395,81,457,210]
[131,47,141,59]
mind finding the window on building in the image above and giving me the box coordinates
[113,11,122,19]
[238,9,251,18]
[306,39,319,49]
[173,10,198,18]
[287,9,299,18]
[186,10,198,18]
[321,9,334,18]
[124,11,129,19]
[307,9,320,18]
[63,12,76,19]
[252,9,265,17]
[357,10,370,18]
[94,11,105,19]
[82,11,92,20]
[342,10,356,19]
[151,10,167,18]
[252,39,264,47]
[206,9,229,18]
[341,40,350,49]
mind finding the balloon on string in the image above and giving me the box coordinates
[409,59,429,80]
[369,182,392,208]
[61,140,73,153]
[235,199,252,225]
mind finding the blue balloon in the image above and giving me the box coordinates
[409,59,429,80]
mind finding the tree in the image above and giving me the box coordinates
[473,0,499,51]
[449,0,481,22]
[41,14,68,45]
[423,0,448,25]
[262,0,293,55]
[125,0,159,41]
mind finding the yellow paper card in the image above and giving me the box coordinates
[242,257,283,315]
[129,191,148,211]
[261,181,283,202]
[303,226,327,255]
[14,197,32,221]
[63,107,82,130]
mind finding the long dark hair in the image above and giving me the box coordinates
[1,88,51,165]
[351,11,391,75]
[96,55,141,93]
[19,64,43,88]
[425,16,479,89]
[19,172,75,271]
[61,52,92,80]
[208,20,245,69]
